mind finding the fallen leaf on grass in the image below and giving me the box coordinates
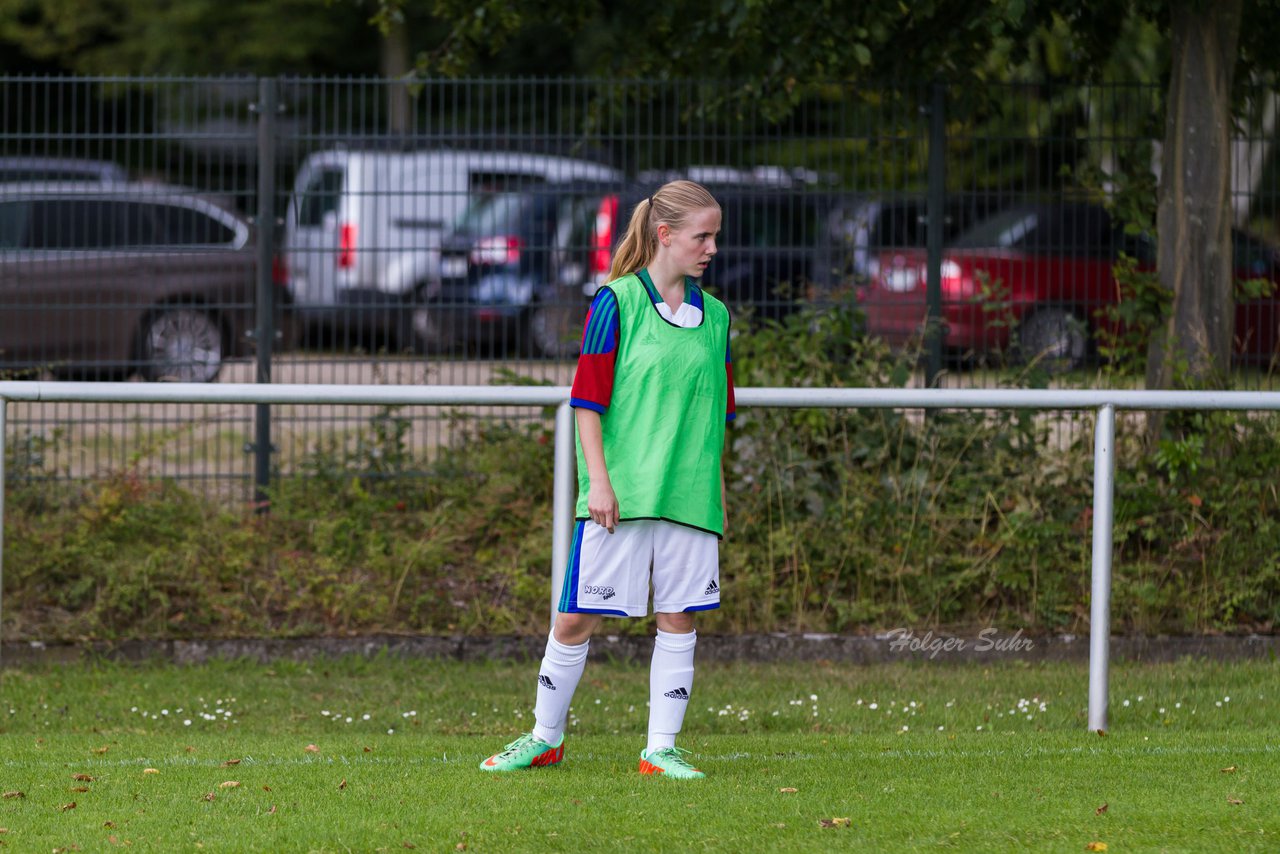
[71,774,95,782]
[363,746,373,753]
[71,786,90,793]
[339,778,347,790]
[304,744,320,753]
[1095,803,1108,815]
[818,817,852,828]
[1220,765,1237,774]
[0,827,8,833]
[142,769,159,775]
[3,791,25,799]
[60,802,77,811]
[402,843,415,850]
[103,822,116,829]
[202,793,216,802]
[1095,729,1108,738]
[779,787,798,793]
[1228,797,1244,806]
[91,746,109,755]
[1085,843,1108,852]
[262,785,272,792]
[219,781,241,789]
[267,805,277,815]
[221,759,241,767]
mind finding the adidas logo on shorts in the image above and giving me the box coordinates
[704,579,719,596]
[538,674,556,691]
[663,687,690,700]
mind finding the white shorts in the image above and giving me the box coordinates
[557,519,720,617]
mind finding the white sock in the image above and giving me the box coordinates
[531,631,588,745]
[647,628,697,753]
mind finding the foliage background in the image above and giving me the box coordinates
[5,305,1279,641]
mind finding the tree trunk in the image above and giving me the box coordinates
[1145,0,1243,391]
[381,15,410,135]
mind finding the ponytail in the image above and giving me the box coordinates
[607,180,720,282]
[608,197,657,282]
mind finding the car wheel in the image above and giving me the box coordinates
[527,300,583,359]
[1018,307,1089,373]
[139,308,224,383]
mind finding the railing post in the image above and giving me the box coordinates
[253,77,279,510]
[550,401,576,627]
[1088,403,1116,731]
[1,397,6,669]
[924,80,947,388]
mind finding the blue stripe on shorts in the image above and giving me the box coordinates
[558,520,629,616]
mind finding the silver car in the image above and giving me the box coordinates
[0,182,282,382]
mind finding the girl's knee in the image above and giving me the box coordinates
[655,611,695,634]
[553,613,601,645]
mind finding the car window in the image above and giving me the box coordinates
[720,196,821,249]
[468,172,547,193]
[558,195,597,253]
[872,202,928,248]
[455,192,532,234]
[1032,206,1113,257]
[0,200,29,248]
[1234,231,1278,277]
[23,199,156,249]
[953,209,1041,250]
[152,203,236,245]
[298,168,343,227]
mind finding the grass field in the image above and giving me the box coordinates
[0,655,1276,852]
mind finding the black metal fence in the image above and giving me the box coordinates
[3,76,1279,496]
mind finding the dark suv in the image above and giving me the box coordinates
[427,182,612,358]
[0,182,285,381]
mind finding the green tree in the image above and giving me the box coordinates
[388,0,1280,390]
[0,0,389,74]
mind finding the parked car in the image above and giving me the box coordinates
[0,182,282,382]
[428,181,613,358]
[838,193,1007,282]
[0,156,128,184]
[283,148,621,349]
[860,201,1280,369]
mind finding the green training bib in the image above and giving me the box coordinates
[575,272,730,535]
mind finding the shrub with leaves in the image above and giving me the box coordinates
[3,304,1279,639]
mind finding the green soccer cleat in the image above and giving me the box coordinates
[479,732,564,772]
[638,746,705,779]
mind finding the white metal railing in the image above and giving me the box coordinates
[5,381,1280,731]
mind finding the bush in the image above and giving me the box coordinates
[4,305,1279,639]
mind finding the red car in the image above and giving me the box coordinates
[861,202,1280,369]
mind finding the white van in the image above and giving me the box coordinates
[283,149,620,346]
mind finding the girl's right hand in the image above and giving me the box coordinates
[587,482,620,533]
